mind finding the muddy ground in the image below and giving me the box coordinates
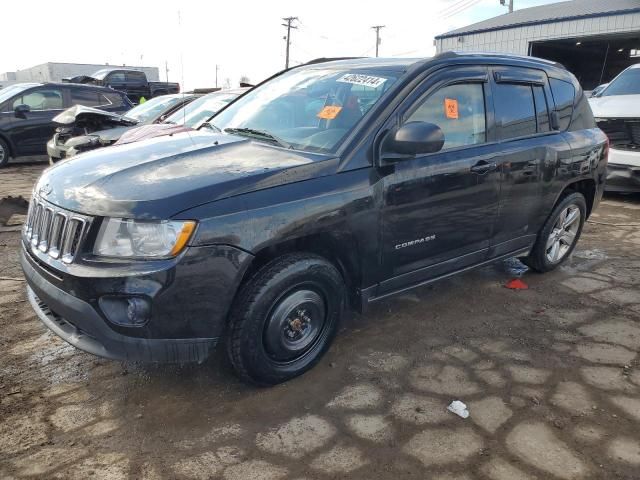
[1,162,639,479]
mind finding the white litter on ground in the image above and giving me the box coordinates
[447,400,470,418]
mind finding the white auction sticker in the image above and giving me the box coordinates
[337,74,387,88]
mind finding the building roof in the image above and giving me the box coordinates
[435,0,640,39]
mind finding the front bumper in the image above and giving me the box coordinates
[21,242,252,363]
[606,148,640,192]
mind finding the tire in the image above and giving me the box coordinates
[227,253,344,386]
[522,192,587,273]
[0,137,10,168]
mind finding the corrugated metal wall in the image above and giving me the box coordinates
[435,11,640,54]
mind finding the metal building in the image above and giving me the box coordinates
[435,0,640,90]
[0,62,159,87]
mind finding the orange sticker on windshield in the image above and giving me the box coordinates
[317,105,343,119]
[444,98,459,119]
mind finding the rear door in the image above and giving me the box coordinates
[6,86,66,155]
[488,66,571,256]
[378,66,502,294]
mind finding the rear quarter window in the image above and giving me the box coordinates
[549,78,574,130]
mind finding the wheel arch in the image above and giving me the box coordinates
[556,178,596,218]
[237,233,363,311]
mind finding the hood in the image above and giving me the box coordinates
[114,123,194,146]
[589,94,640,119]
[53,105,138,127]
[35,131,336,219]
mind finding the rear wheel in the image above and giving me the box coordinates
[523,192,586,272]
[0,138,10,168]
[227,253,344,386]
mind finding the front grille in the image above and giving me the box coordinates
[24,197,92,264]
[597,118,640,150]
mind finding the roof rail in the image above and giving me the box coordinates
[303,57,364,66]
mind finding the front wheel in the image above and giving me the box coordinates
[226,253,344,386]
[523,192,586,273]
[0,137,10,168]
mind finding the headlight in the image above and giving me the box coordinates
[93,218,196,259]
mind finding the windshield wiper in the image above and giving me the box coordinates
[224,127,291,149]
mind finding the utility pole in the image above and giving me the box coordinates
[282,16,298,69]
[500,0,514,13]
[165,61,169,83]
[372,25,385,57]
[215,64,219,88]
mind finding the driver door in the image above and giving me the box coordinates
[378,66,502,294]
[7,86,66,156]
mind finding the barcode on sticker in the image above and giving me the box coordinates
[337,74,387,88]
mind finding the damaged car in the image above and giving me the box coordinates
[22,54,606,386]
[47,94,196,162]
[589,63,640,192]
[113,88,248,146]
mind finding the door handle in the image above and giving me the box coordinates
[470,160,498,175]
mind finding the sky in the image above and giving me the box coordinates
[1,0,558,91]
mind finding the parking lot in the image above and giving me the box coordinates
[0,161,638,479]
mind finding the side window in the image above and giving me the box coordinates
[70,89,102,107]
[493,83,536,139]
[126,72,146,84]
[406,83,486,151]
[549,78,575,130]
[107,72,126,83]
[533,85,550,133]
[12,88,63,110]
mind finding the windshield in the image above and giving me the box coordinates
[0,84,33,105]
[91,69,111,80]
[166,92,239,127]
[601,67,640,96]
[125,95,186,123]
[211,67,398,153]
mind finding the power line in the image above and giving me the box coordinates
[438,0,475,16]
[371,25,385,57]
[282,16,298,69]
[441,0,483,19]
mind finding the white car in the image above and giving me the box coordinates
[589,64,640,192]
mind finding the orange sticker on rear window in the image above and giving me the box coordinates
[317,105,343,119]
[444,98,459,119]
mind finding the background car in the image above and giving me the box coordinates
[114,88,248,146]
[47,93,197,162]
[0,82,131,167]
[65,68,180,104]
[589,63,640,192]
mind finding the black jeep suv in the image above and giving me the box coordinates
[21,53,607,385]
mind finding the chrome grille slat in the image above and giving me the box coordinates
[38,208,54,252]
[23,196,92,266]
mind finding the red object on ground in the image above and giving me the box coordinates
[505,278,529,290]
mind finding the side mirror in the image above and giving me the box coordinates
[382,121,445,159]
[14,104,31,118]
[550,111,560,131]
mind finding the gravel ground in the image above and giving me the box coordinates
[1,162,639,479]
